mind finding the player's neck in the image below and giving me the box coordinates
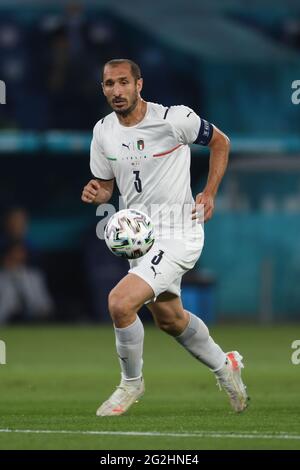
[116,99,147,127]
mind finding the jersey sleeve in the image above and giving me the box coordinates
[167,105,213,146]
[90,122,114,180]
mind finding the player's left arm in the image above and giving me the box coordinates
[167,106,230,222]
[192,125,230,222]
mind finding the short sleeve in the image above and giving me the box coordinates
[90,122,114,180]
[167,105,213,146]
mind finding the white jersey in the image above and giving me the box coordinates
[90,102,212,238]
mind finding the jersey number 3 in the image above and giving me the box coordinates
[133,170,142,193]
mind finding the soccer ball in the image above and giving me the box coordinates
[104,209,155,259]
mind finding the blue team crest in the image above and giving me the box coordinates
[137,139,144,151]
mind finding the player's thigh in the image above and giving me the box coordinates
[146,292,188,328]
[109,272,155,314]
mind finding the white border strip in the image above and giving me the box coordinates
[0,429,300,441]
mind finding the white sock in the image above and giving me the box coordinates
[114,316,144,381]
[175,311,226,371]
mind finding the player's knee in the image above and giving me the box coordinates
[108,290,134,322]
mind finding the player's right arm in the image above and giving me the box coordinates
[84,120,115,204]
[81,178,114,204]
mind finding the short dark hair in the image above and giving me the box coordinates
[102,59,141,82]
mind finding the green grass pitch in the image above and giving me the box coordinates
[0,324,299,450]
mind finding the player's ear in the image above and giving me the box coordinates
[137,78,143,94]
[101,82,106,96]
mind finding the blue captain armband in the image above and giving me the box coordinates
[194,119,214,146]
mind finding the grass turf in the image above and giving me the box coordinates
[0,324,299,450]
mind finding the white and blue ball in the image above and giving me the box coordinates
[104,209,155,259]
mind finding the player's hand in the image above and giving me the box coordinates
[192,191,215,222]
[81,179,101,203]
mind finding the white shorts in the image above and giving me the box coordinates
[128,226,204,301]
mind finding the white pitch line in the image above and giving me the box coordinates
[0,429,300,441]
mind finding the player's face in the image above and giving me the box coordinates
[102,64,143,116]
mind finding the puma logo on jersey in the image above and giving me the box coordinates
[151,266,162,278]
[122,143,130,150]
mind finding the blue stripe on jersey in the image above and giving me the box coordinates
[194,119,213,146]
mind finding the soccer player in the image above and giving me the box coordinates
[82,59,248,416]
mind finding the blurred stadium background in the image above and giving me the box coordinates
[1,0,299,325]
[1,0,300,452]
